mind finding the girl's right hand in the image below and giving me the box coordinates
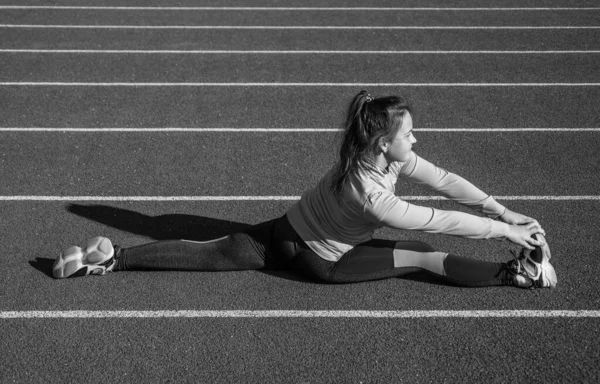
[506,223,546,249]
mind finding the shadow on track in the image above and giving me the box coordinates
[29,258,55,278]
[65,203,252,241]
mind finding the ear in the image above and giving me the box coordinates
[378,138,389,153]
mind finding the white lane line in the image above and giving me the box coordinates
[3,49,600,54]
[0,196,302,201]
[2,82,600,87]
[1,25,599,30]
[0,196,599,202]
[1,6,599,11]
[413,128,600,132]
[0,127,340,132]
[1,128,599,133]
[2,310,599,318]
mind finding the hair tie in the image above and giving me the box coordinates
[365,94,373,103]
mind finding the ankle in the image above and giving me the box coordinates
[112,245,124,271]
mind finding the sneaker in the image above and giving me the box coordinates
[53,236,116,279]
[530,233,551,262]
[508,236,557,289]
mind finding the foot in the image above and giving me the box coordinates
[508,235,557,289]
[53,236,116,278]
[529,233,551,262]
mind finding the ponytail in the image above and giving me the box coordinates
[330,90,412,198]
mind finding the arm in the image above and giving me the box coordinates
[365,190,510,240]
[365,187,546,249]
[396,151,506,219]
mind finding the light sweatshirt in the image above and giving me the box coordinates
[286,151,510,262]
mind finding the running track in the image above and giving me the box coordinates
[1,1,599,383]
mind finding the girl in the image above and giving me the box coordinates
[53,91,556,289]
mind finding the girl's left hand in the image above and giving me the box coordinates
[499,209,546,235]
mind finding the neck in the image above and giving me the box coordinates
[371,152,389,170]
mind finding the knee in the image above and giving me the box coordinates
[221,233,265,270]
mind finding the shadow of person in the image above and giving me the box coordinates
[29,257,55,278]
[66,203,252,241]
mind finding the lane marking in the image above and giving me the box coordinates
[0,127,340,132]
[411,128,600,132]
[0,196,599,202]
[1,25,599,30]
[3,49,600,54]
[2,310,599,318]
[2,82,600,87]
[1,128,599,133]
[1,6,599,11]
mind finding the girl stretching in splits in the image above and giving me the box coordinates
[53,91,556,289]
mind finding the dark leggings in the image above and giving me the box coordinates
[115,215,511,286]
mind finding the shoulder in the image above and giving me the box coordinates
[388,151,419,176]
[363,189,409,223]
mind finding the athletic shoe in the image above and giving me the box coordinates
[53,236,116,279]
[530,233,551,262]
[508,235,557,288]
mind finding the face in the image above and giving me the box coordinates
[382,111,416,163]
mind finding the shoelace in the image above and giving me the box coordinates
[504,258,537,288]
[497,259,519,286]
[506,258,523,274]
[509,248,528,260]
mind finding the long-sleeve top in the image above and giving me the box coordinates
[286,151,510,262]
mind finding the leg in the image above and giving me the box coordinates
[114,215,295,272]
[115,233,265,271]
[54,216,287,278]
[293,239,511,286]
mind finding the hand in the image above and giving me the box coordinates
[499,208,542,228]
[506,223,546,250]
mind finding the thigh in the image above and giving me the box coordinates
[291,249,337,282]
[250,214,305,270]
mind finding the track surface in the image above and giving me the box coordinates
[1,1,599,383]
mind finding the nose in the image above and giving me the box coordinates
[410,133,417,144]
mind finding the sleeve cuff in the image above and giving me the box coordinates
[479,196,507,219]
[490,220,511,239]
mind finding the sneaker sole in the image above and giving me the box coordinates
[517,240,557,289]
[537,260,558,289]
[53,237,114,279]
[532,233,556,288]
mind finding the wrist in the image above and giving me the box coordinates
[497,207,508,221]
[481,196,507,219]
[490,220,511,239]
